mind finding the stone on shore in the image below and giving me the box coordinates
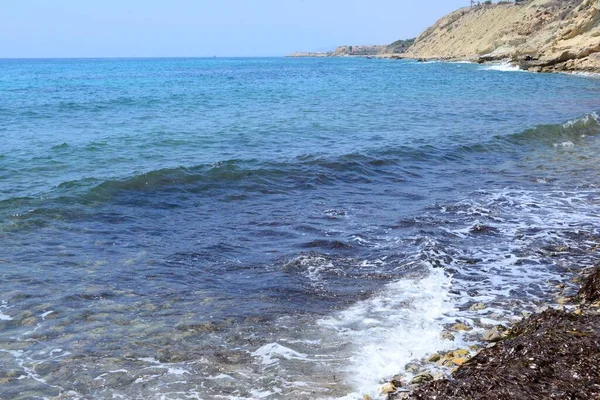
[410,373,434,385]
[482,326,503,342]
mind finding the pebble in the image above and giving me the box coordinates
[483,327,503,342]
[21,317,37,326]
[537,305,550,313]
[451,323,472,331]
[411,373,434,385]
[440,331,455,341]
[381,382,396,394]
[451,357,469,366]
[405,363,420,374]
[452,349,469,357]
[469,302,487,311]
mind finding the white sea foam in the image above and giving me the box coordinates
[483,62,522,72]
[563,112,599,128]
[566,71,600,79]
[319,265,456,398]
[251,343,310,367]
[554,141,575,148]
[0,301,12,321]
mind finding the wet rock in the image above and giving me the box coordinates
[450,357,468,366]
[411,309,600,400]
[427,353,441,362]
[556,296,570,305]
[469,225,499,235]
[405,363,421,374]
[390,375,404,387]
[577,266,600,303]
[482,327,503,342]
[21,317,37,326]
[536,304,550,313]
[440,331,455,341]
[381,382,397,394]
[451,349,469,357]
[469,302,487,311]
[451,323,471,331]
[411,373,434,385]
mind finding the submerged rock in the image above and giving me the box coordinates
[405,363,421,374]
[450,323,471,332]
[469,302,487,311]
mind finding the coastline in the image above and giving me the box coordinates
[289,0,600,75]
[378,264,600,399]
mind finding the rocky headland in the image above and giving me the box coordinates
[290,0,599,74]
[287,39,414,58]
[401,0,600,74]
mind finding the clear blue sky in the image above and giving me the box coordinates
[1,0,468,58]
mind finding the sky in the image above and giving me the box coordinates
[0,0,468,58]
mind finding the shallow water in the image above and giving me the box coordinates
[1,58,600,399]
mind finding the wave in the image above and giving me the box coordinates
[482,62,523,72]
[1,113,599,223]
[501,112,599,146]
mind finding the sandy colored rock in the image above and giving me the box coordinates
[411,373,434,385]
[381,382,397,394]
[469,302,487,311]
[450,357,469,366]
[451,323,472,331]
[401,0,600,74]
[483,326,503,342]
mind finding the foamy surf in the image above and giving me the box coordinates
[483,62,522,72]
[318,265,455,398]
[0,301,12,321]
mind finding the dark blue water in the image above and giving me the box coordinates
[1,58,600,399]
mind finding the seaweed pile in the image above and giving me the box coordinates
[401,266,600,400]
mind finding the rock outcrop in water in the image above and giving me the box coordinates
[399,0,600,73]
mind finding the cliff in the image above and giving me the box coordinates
[404,0,600,73]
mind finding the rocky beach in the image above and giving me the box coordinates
[2,2,600,398]
[377,265,600,400]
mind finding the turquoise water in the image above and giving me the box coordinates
[1,58,600,399]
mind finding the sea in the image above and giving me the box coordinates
[0,57,599,399]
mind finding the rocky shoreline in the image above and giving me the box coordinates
[401,0,600,75]
[291,0,600,75]
[371,265,600,400]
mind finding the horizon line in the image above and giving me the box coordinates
[0,56,293,60]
